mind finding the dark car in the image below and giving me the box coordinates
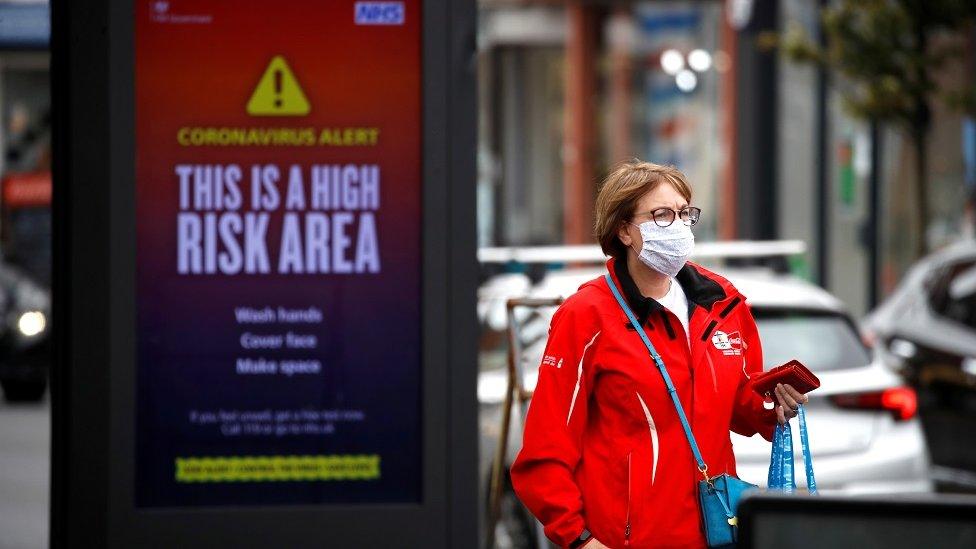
[863,240,976,399]
[0,260,50,401]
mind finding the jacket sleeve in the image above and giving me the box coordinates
[730,302,778,442]
[510,301,600,548]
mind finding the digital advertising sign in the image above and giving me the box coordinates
[134,0,422,507]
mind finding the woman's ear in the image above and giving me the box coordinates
[617,222,633,249]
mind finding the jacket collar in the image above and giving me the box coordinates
[675,260,727,311]
[609,257,728,325]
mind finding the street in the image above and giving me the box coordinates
[0,398,49,549]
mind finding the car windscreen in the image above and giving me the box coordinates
[752,308,871,372]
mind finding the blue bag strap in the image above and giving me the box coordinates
[769,405,818,494]
[767,422,783,489]
[797,404,818,494]
[604,274,709,476]
[782,421,796,493]
[770,421,795,492]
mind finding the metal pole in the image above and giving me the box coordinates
[719,4,739,241]
[815,0,829,288]
[563,1,597,245]
[867,119,881,309]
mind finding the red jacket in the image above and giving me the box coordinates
[511,259,777,548]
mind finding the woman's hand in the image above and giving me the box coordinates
[774,383,809,424]
[582,538,610,549]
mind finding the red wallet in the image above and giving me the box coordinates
[750,359,821,399]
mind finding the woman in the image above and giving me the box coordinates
[510,161,808,548]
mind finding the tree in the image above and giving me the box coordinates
[766,0,976,258]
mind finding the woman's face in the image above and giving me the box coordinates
[617,182,689,254]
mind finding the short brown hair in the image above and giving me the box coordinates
[594,160,693,258]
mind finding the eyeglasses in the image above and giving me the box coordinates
[633,206,702,227]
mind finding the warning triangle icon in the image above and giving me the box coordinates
[246,56,311,116]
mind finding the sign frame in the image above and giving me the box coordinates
[50,0,477,546]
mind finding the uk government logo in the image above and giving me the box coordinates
[354,2,405,25]
[149,0,213,24]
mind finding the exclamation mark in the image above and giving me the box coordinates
[274,69,283,109]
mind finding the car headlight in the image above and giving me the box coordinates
[18,311,46,337]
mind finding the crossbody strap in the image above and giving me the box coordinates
[604,274,709,477]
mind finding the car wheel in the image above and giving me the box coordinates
[491,470,538,549]
[1,378,47,402]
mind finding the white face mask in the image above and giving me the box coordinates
[629,220,695,277]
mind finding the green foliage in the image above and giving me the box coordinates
[764,0,976,255]
[775,0,976,128]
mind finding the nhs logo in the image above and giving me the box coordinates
[354,2,405,25]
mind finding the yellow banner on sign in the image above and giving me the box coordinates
[175,455,381,482]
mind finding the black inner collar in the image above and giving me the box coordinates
[614,256,664,324]
[613,256,727,324]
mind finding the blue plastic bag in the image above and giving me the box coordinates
[768,404,818,494]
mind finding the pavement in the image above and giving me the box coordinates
[0,397,49,549]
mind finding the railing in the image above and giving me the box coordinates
[485,296,564,549]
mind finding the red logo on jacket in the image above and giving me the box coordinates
[711,330,743,356]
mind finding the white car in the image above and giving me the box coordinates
[480,264,933,497]
[723,270,932,494]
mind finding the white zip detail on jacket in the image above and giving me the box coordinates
[635,392,659,485]
[566,331,600,426]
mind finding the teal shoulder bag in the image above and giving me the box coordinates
[605,274,757,548]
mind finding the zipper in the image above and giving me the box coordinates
[625,451,632,546]
[718,295,743,319]
[699,294,743,342]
